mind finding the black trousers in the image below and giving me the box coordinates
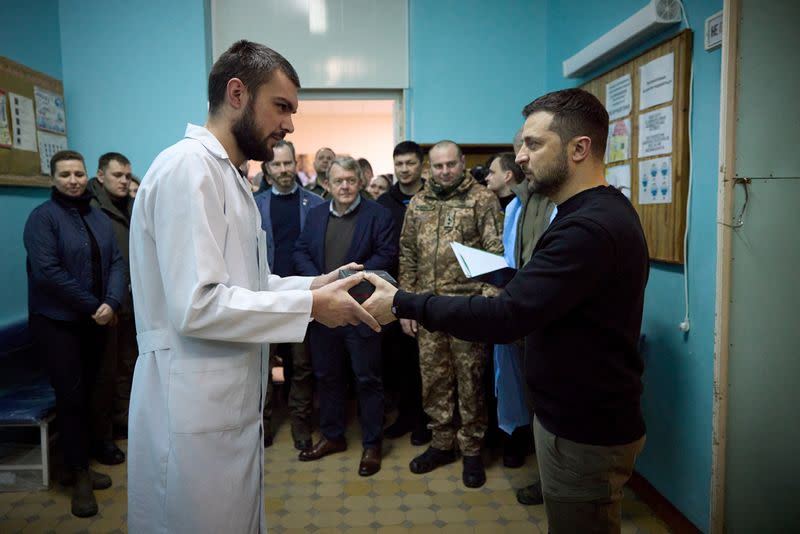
[309,323,384,448]
[111,313,138,429]
[30,313,107,469]
[382,322,424,426]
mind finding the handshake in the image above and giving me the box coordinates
[309,263,401,331]
[338,268,397,304]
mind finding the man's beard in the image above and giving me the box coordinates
[528,148,569,198]
[232,100,275,162]
[273,173,296,190]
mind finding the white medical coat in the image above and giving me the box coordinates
[127,124,313,533]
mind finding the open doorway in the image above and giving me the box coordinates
[289,98,397,178]
[244,91,403,190]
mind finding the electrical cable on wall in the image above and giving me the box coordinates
[678,0,692,333]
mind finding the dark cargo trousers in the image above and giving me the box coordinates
[533,416,645,534]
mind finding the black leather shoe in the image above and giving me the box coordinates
[409,446,456,474]
[410,424,432,446]
[71,469,98,518]
[264,432,274,448]
[298,437,347,461]
[358,447,382,477]
[92,441,125,465]
[462,455,486,488]
[516,480,544,505]
[294,439,312,451]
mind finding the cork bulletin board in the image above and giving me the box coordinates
[582,30,692,264]
[0,56,68,188]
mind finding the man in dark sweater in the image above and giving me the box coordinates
[363,88,649,533]
[376,141,430,446]
[254,140,325,450]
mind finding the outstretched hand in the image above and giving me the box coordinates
[311,272,380,332]
[310,262,363,290]
[362,272,399,326]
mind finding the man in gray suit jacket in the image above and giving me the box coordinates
[255,140,325,450]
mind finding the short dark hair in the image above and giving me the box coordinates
[393,141,423,162]
[208,40,300,115]
[98,152,130,171]
[50,150,85,176]
[493,152,525,184]
[522,88,608,159]
[272,139,296,160]
[130,175,141,185]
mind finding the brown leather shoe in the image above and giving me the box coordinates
[298,437,347,461]
[358,446,382,477]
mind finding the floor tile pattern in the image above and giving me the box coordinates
[0,412,671,533]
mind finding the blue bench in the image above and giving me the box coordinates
[0,319,56,489]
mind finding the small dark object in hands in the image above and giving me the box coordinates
[339,269,397,303]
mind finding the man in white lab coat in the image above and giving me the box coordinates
[127,40,379,534]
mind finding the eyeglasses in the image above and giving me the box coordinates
[330,177,358,187]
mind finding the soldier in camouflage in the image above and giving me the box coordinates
[398,140,503,488]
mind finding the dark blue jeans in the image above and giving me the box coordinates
[309,322,383,448]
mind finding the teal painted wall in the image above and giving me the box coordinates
[0,0,62,325]
[0,0,62,79]
[1,5,729,529]
[58,0,210,178]
[543,1,722,531]
[408,0,547,143]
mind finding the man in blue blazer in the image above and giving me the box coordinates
[294,156,396,476]
[254,140,325,451]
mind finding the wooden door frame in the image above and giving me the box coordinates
[710,0,740,532]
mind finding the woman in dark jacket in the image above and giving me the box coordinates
[23,150,125,518]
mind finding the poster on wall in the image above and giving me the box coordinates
[34,86,67,135]
[638,106,673,157]
[638,156,672,205]
[37,131,69,175]
[605,74,632,120]
[605,164,631,199]
[0,89,12,148]
[605,118,631,163]
[10,92,37,152]
[639,52,674,110]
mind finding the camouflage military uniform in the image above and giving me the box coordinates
[399,174,503,455]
